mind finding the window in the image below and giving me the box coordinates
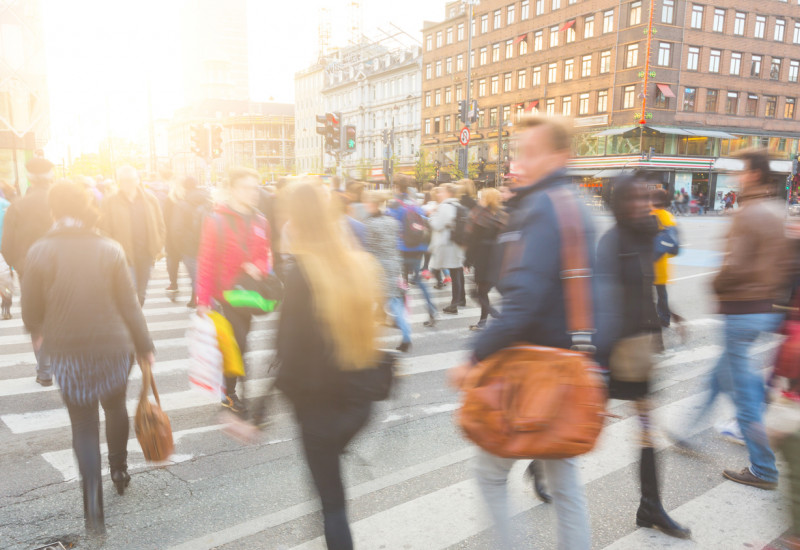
[436,31,442,48]
[726,92,739,114]
[751,55,762,77]
[456,84,463,101]
[584,16,594,38]
[785,98,796,119]
[492,43,501,62]
[480,47,488,65]
[471,49,475,68]
[734,12,746,36]
[578,93,591,115]
[790,60,799,83]
[598,90,609,112]
[564,59,574,80]
[435,89,441,106]
[435,60,442,77]
[536,0,544,16]
[534,31,543,51]
[491,75,499,94]
[507,4,515,25]
[661,0,674,24]
[691,5,703,29]
[771,58,781,80]
[658,42,671,66]
[687,47,699,71]
[745,94,758,116]
[481,14,489,33]
[775,19,786,42]
[444,115,451,132]
[518,69,527,88]
[623,85,636,108]
[562,96,572,116]
[457,23,465,41]
[504,72,513,91]
[494,9,502,29]
[548,62,558,83]
[765,95,777,117]
[426,64,432,79]
[552,0,560,10]
[706,89,718,112]
[424,119,430,135]
[795,23,800,44]
[630,1,642,26]
[533,66,542,86]
[445,87,452,104]
[425,92,431,107]
[581,54,592,77]
[478,79,486,97]
[600,50,612,73]
[730,52,742,75]
[489,107,498,127]
[712,9,724,32]
[426,35,432,51]
[522,0,530,20]
[446,57,452,74]
[434,117,440,133]
[457,54,464,72]
[683,87,696,111]
[550,26,559,47]
[519,40,528,55]
[546,99,556,116]
[654,86,670,109]
[505,40,514,58]
[626,44,639,68]
[755,16,765,39]
[566,26,576,43]
[709,50,721,73]
[603,10,614,33]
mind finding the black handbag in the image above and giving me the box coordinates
[343,351,398,401]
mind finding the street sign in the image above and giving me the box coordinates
[459,127,471,146]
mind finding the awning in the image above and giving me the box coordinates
[524,99,539,112]
[713,158,791,172]
[566,169,599,176]
[649,126,693,136]
[559,20,575,31]
[513,33,528,44]
[685,129,739,139]
[594,126,636,137]
[656,84,676,98]
[595,169,633,178]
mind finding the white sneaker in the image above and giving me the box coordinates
[716,419,746,446]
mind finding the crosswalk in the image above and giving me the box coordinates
[0,263,793,550]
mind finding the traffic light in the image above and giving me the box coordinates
[345,125,356,150]
[210,125,223,159]
[316,114,328,136]
[330,111,342,150]
[469,100,479,123]
[190,125,208,158]
[458,100,467,124]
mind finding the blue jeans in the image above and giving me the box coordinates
[690,313,782,482]
[388,297,411,344]
[402,254,436,316]
[183,255,198,292]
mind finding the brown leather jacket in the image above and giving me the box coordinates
[713,195,794,313]
[99,187,165,266]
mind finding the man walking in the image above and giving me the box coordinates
[449,116,593,549]
[429,183,466,315]
[100,166,165,305]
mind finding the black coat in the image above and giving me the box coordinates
[21,226,153,357]
[465,206,507,283]
[173,188,212,257]
[0,184,51,275]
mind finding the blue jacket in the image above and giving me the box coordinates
[386,194,428,253]
[472,170,600,362]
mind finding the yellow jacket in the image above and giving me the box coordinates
[652,208,676,285]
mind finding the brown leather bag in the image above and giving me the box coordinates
[458,188,607,459]
[135,359,175,462]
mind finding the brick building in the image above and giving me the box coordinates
[421,0,800,207]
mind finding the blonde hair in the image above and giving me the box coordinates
[458,178,477,198]
[515,115,573,152]
[285,179,382,370]
[481,187,502,213]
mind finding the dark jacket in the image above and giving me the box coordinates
[465,206,507,283]
[99,187,166,266]
[472,171,598,362]
[173,187,212,257]
[21,226,153,356]
[0,184,51,276]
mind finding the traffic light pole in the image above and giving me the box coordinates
[459,0,475,176]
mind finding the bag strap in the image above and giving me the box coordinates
[139,358,162,408]
[546,187,595,352]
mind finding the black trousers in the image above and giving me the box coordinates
[477,281,497,322]
[449,267,464,307]
[294,399,371,550]
[222,302,252,397]
[166,247,180,287]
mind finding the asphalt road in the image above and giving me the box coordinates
[0,213,793,550]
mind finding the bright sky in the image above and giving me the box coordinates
[41,0,444,161]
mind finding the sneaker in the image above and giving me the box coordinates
[442,305,458,315]
[35,377,53,387]
[433,283,446,290]
[221,394,246,415]
[396,341,412,353]
[423,313,438,328]
[421,270,432,280]
[443,276,452,284]
[717,419,746,446]
[723,467,777,490]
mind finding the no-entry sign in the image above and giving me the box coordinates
[459,127,471,146]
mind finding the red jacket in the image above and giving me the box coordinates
[196,205,271,307]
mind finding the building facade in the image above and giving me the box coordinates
[294,62,326,174]
[421,0,800,205]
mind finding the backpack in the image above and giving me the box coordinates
[653,225,680,261]
[451,203,470,247]
[402,205,431,248]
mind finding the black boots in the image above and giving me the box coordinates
[111,467,130,495]
[636,447,691,539]
[82,476,106,536]
[526,460,552,503]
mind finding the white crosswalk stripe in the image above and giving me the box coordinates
[0,267,790,549]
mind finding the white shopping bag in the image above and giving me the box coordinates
[187,313,224,398]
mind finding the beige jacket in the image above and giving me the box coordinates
[99,188,165,265]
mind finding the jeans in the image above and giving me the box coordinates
[183,255,198,299]
[655,285,670,327]
[402,253,436,316]
[222,301,252,397]
[130,261,152,306]
[474,450,590,550]
[294,399,372,550]
[388,296,411,343]
[449,266,464,307]
[476,281,497,322]
[687,313,782,482]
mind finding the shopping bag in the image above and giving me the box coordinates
[187,313,224,397]
[135,358,174,462]
[207,311,245,378]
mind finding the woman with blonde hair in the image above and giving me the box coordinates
[275,179,383,550]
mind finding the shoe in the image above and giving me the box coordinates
[186,298,197,309]
[221,394,246,415]
[470,320,487,331]
[442,305,458,315]
[83,476,106,537]
[717,419,746,446]
[396,341,412,353]
[423,314,438,328]
[637,448,691,539]
[526,461,552,504]
[111,468,130,495]
[443,276,452,283]
[722,467,777,490]
[433,283,445,290]
[166,284,178,291]
[421,270,432,280]
[458,300,466,307]
[35,377,53,387]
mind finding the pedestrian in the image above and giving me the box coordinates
[387,175,438,327]
[345,181,368,222]
[650,188,686,337]
[673,149,794,490]
[1,157,56,384]
[464,187,507,331]
[448,115,593,549]
[596,174,691,539]
[99,166,165,305]
[173,176,212,308]
[422,187,443,286]
[0,189,11,320]
[196,167,271,415]
[21,182,154,537]
[274,179,382,550]
[429,183,466,315]
[162,173,184,299]
[257,177,288,279]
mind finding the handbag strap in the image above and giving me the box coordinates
[546,187,595,352]
[139,358,162,408]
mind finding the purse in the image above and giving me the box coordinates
[135,358,175,462]
[609,333,655,383]
[458,187,607,460]
[343,350,398,402]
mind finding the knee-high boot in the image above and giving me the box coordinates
[83,475,106,536]
[635,447,691,539]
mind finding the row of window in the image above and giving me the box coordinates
[688,5,800,43]
[682,47,799,82]
[681,88,796,119]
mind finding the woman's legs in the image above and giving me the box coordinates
[101,387,129,473]
[65,398,105,535]
[478,282,492,323]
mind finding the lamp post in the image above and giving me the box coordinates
[495,113,513,186]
